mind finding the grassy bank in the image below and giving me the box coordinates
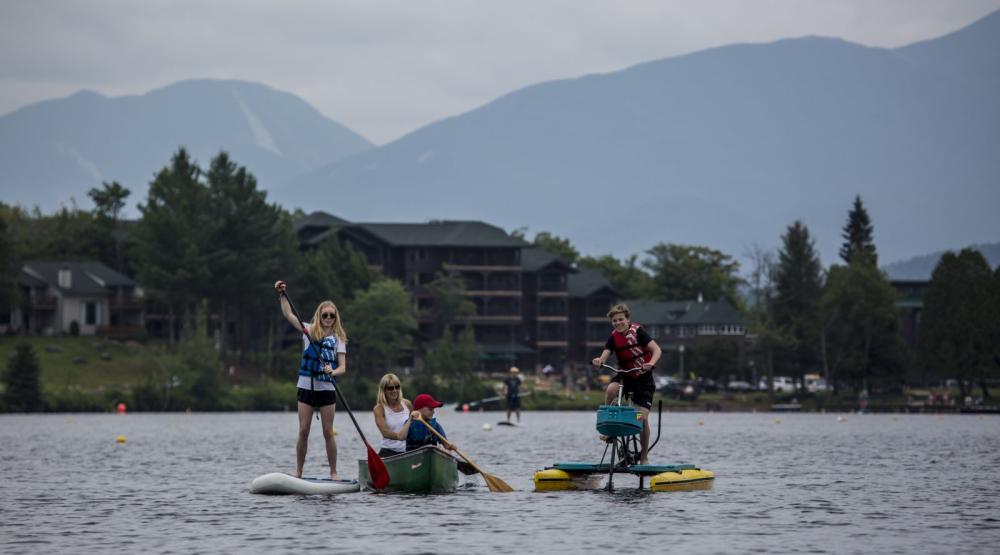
[3,337,996,413]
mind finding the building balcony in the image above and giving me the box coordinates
[442,263,522,272]
[536,340,569,348]
[537,290,569,297]
[460,315,521,322]
[108,296,144,308]
[463,290,522,297]
[28,295,58,309]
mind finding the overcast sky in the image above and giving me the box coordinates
[2,0,999,144]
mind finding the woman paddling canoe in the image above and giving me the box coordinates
[275,280,348,480]
[373,373,414,457]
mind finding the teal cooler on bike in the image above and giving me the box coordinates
[596,405,642,437]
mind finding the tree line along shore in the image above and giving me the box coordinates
[2,149,999,413]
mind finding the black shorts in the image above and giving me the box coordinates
[610,373,655,409]
[506,396,521,410]
[297,388,336,407]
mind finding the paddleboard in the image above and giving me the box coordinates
[250,472,360,495]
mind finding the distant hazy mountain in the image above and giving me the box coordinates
[0,79,372,211]
[884,242,1000,280]
[277,10,1000,265]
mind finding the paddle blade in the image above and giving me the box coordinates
[366,445,391,489]
[482,473,515,493]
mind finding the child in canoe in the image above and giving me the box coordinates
[407,393,455,452]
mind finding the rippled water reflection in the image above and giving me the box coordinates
[2,410,999,554]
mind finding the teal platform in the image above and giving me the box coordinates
[552,462,696,476]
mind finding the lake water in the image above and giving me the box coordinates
[2,410,998,554]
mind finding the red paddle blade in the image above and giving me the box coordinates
[367,444,391,489]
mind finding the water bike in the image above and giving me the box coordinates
[533,364,714,492]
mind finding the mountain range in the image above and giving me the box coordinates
[0,79,372,210]
[2,11,999,266]
[882,242,1000,280]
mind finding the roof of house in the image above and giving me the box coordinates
[293,211,350,232]
[521,247,576,273]
[20,261,137,295]
[626,298,746,326]
[568,267,617,297]
[343,221,529,248]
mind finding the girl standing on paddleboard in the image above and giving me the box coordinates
[275,280,348,480]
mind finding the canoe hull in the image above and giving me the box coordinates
[359,445,459,493]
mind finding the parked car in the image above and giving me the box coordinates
[656,376,682,395]
[804,374,828,393]
[726,380,754,392]
[759,376,796,393]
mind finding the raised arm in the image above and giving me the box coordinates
[274,280,304,332]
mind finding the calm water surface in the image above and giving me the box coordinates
[2,410,999,554]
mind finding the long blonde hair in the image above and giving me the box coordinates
[309,300,348,343]
[376,373,404,408]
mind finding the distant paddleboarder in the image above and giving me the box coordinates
[503,366,523,424]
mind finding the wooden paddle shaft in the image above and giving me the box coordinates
[414,417,488,476]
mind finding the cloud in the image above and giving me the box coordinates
[2,0,999,143]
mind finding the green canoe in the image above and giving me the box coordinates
[358,445,459,493]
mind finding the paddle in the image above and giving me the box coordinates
[280,289,390,490]
[414,415,514,492]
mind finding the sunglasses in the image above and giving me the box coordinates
[321,312,337,320]
[384,385,400,391]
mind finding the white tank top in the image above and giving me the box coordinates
[380,403,409,453]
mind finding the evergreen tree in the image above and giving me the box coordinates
[820,262,906,392]
[839,195,877,266]
[0,208,19,314]
[578,254,653,300]
[643,243,745,308]
[3,342,44,412]
[202,152,296,357]
[919,249,994,399]
[134,148,211,345]
[772,221,824,387]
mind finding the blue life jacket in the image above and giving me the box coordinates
[298,335,338,382]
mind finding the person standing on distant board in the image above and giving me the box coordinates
[503,366,522,424]
[274,280,348,480]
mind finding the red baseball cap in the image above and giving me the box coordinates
[413,393,444,411]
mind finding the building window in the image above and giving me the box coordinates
[81,302,101,326]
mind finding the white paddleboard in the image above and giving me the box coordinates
[251,473,360,495]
